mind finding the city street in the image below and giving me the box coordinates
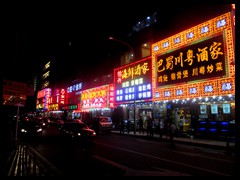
[24,125,235,176]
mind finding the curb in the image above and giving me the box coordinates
[111,131,235,151]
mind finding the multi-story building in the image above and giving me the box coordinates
[3,79,27,106]
[35,4,235,140]
[2,79,35,116]
[112,4,235,139]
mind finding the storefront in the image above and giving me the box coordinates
[151,12,235,139]
[36,88,52,117]
[80,84,115,119]
[46,88,66,119]
[63,81,83,120]
[114,57,153,128]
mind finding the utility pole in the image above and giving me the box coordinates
[109,37,137,134]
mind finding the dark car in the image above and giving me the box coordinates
[18,120,43,140]
[59,122,96,143]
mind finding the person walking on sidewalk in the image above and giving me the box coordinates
[120,119,125,134]
[159,119,164,138]
[179,116,184,136]
[169,122,176,149]
[138,116,144,134]
[146,116,154,137]
[127,120,131,133]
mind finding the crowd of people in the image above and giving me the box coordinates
[119,115,183,149]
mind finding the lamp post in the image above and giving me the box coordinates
[109,36,137,134]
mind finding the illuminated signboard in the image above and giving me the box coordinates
[81,84,113,110]
[37,89,46,99]
[152,13,234,101]
[156,34,226,87]
[114,57,152,103]
[60,89,65,104]
[109,84,114,108]
[48,104,59,111]
[67,82,82,93]
[44,88,51,110]
[62,104,78,110]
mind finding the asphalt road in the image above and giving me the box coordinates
[26,125,235,176]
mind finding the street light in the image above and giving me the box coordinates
[109,37,135,61]
[109,36,137,134]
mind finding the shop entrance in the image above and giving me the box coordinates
[168,106,192,134]
[139,109,153,129]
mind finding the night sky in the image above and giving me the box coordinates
[5,1,231,83]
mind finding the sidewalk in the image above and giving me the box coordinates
[111,129,235,152]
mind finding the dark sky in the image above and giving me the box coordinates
[5,1,232,83]
[6,0,161,82]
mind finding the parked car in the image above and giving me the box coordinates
[84,116,113,134]
[59,122,96,143]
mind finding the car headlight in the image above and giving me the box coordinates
[37,128,42,132]
[77,133,81,136]
[21,129,27,133]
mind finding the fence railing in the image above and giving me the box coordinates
[7,143,63,176]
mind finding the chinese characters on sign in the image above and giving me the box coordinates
[114,58,152,103]
[60,89,65,104]
[67,82,82,93]
[81,85,113,109]
[109,85,114,108]
[156,35,225,87]
[44,88,51,110]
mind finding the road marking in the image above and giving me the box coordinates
[176,151,234,163]
[93,155,131,171]
[95,141,232,176]
[93,155,191,176]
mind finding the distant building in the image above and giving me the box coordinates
[3,79,28,106]
[41,61,51,89]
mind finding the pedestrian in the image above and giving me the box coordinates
[146,116,152,136]
[138,116,144,134]
[169,122,176,149]
[159,119,164,138]
[149,117,154,137]
[127,120,130,133]
[164,115,171,139]
[156,121,160,136]
[179,116,184,136]
[120,119,125,134]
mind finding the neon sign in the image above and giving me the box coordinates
[44,88,51,110]
[67,82,82,93]
[156,34,225,87]
[114,57,152,103]
[62,105,78,110]
[60,89,65,104]
[48,104,59,111]
[37,89,46,99]
[81,84,113,110]
[152,13,234,101]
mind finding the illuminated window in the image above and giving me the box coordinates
[44,61,51,70]
[141,43,151,58]
[120,52,134,65]
[42,71,50,79]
